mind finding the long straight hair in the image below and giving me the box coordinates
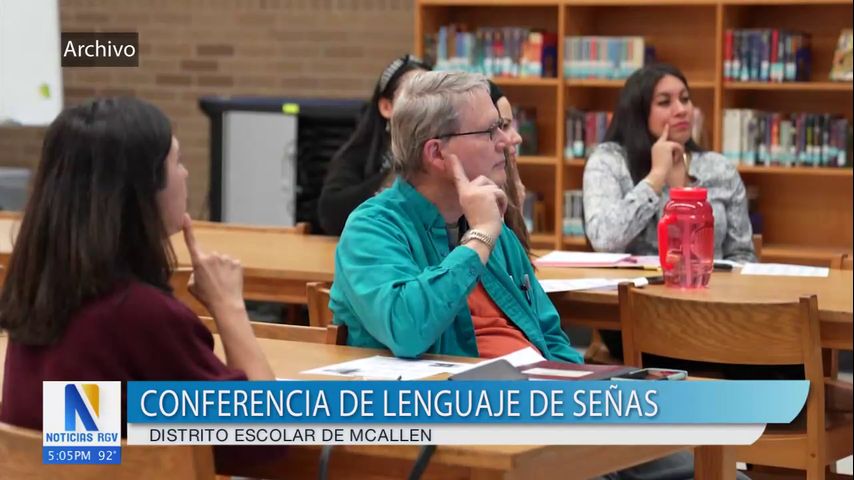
[0,97,175,345]
[603,63,703,184]
[336,55,430,178]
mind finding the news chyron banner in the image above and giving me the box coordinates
[44,379,809,464]
[121,381,807,447]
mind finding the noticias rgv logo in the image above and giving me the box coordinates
[65,384,101,432]
[61,32,139,67]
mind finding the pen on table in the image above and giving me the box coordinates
[615,265,661,271]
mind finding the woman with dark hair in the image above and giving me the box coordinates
[488,80,530,257]
[583,63,755,263]
[0,97,282,473]
[318,54,431,235]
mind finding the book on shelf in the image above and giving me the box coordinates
[522,190,537,234]
[431,24,558,79]
[830,29,853,82]
[725,29,811,83]
[562,189,584,237]
[564,108,611,159]
[723,109,852,168]
[563,36,647,80]
[513,106,538,156]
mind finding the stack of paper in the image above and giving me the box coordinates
[535,251,631,267]
[539,277,650,293]
[741,263,830,277]
[300,356,471,380]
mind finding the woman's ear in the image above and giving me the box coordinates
[378,97,394,120]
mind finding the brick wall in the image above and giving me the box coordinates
[0,0,414,217]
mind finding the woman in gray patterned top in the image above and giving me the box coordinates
[583,63,756,263]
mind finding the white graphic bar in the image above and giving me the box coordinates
[128,423,765,446]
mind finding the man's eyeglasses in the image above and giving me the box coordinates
[436,118,511,142]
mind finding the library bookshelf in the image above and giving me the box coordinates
[414,0,853,264]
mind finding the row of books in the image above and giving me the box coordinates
[563,37,650,80]
[429,25,558,78]
[723,29,811,83]
[428,27,848,83]
[722,110,853,167]
[564,108,706,159]
[564,109,612,159]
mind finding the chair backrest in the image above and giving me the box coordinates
[191,220,310,235]
[619,283,822,370]
[0,421,215,479]
[619,283,825,455]
[169,266,209,316]
[200,316,346,345]
[306,281,333,327]
[830,254,852,270]
[752,233,763,261]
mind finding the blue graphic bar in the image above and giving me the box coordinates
[43,446,121,465]
[127,380,808,424]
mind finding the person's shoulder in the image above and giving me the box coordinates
[66,280,200,343]
[590,142,626,160]
[693,150,740,180]
[587,142,628,167]
[585,142,630,178]
[112,280,197,328]
[345,185,406,228]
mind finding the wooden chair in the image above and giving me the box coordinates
[170,266,208,316]
[306,281,333,327]
[172,220,311,323]
[619,284,853,480]
[753,234,763,261]
[0,420,215,479]
[190,219,310,235]
[842,255,853,271]
[199,316,346,345]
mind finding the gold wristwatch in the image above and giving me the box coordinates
[460,229,496,250]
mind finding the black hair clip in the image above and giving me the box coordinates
[379,54,426,94]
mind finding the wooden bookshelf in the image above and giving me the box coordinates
[737,165,854,177]
[518,155,560,166]
[563,235,588,250]
[492,77,561,87]
[415,0,853,260]
[724,81,854,92]
[568,79,717,88]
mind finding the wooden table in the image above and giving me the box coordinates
[211,337,733,480]
[0,216,336,305]
[538,266,854,350]
[0,334,733,479]
[168,229,336,304]
[2,216,851,348]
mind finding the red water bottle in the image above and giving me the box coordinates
[657,187,715,288]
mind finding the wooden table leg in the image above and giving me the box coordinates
[695,446,736,480]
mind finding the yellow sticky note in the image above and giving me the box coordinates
[282,103,299,115]
[39,83,51,99]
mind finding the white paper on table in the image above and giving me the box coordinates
[494,346,546,367]
[535,251,631,267]
[300,355,471,380]
[452,346,547,376]
[740,263,829,278]
[520,367,590,378]
[539,277,650,293]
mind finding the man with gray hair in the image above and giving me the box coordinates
[328,70,582,363]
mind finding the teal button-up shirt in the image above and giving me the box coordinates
[330,178,583,364]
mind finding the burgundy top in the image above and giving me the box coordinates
[0,280,287,473]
